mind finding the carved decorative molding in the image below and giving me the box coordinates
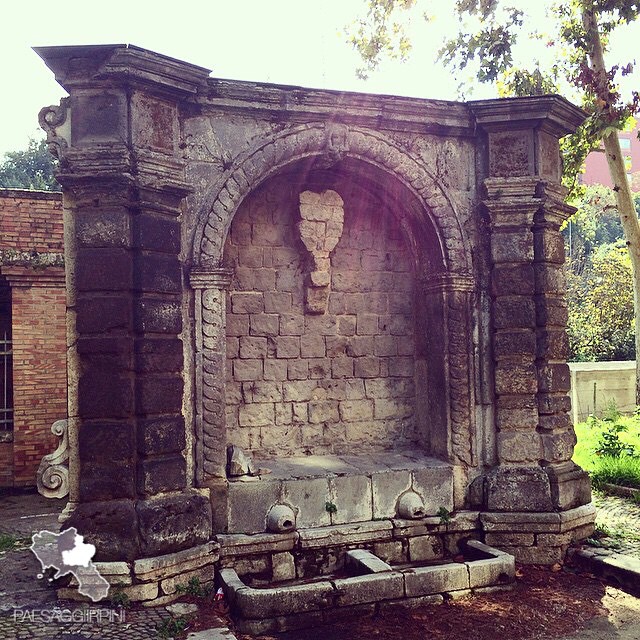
[190,268,233,484]
[36,419,69,499]
[192,123,471,278]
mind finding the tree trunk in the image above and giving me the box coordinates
[583,5,640,403]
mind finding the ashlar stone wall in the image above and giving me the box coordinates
[223,177,416,458]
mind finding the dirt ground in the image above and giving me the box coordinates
[216,564,640,640]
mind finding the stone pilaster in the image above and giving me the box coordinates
[37,45,212,560]
[470,97,592,516]
[189,269,232,484]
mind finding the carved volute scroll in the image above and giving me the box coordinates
[36,419,70,499]
[298,189,344,314]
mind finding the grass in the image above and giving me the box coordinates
[0,534,18,552]
[573,405,640,491]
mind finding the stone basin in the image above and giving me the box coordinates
[219,540,515,634]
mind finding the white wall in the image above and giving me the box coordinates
[569,361,636,423]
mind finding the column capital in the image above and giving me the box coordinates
[189,268,233,290]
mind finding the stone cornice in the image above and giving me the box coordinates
[34,44,211,96]
[468,95,586,137]
[203,78,476,136]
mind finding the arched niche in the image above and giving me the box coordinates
[189,125,476,488]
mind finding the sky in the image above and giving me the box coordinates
[2,0,640,158]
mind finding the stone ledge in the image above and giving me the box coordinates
[134,541,219,581]
[298,521,393,549]
[217,532,298,556]
[569,548,640,596]
[345,549,393,574]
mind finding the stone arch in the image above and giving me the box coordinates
[191,123,471,277]
[189,123,476,486]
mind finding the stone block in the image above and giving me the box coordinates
[282,380,318,402]
[334,572,404,606]
[496,407,539,430]
[408,535,443,562]
[239,336,267,359]
[345,549,393,574]
[388,356,414,377]
[226,313,249,337]
[276,336,300,358]
[65,499,139,562]
[338,315,357,336]
[374,398,413,420]
[466,556,515,588]
[272,552,296,581]
[250,313,279,337]
[113,582,159,602]
[500,545,565,565]
[412,466,454,514]
[492,264,535,296]
[283,477,331,528]
[217,532,297,556]
[373,541,406,564]
[485,466,554,512]
[538,363,571,393]
[137,491,212,557]
[134,542,218,581]
[264,291,292,313]
[372,469,412,519]
[348,336,374,357]
[264,359,288,381]
[329,475,373,524]
[332,357,354,378]
[288,359,309,380]
[280,314,305,336]
[301,334,326,358]
[161,565,215,595]
[231,292,264,314]
[494,363,538,395]
[357,314,378,335]
[308,359,331,378]
[403,563,469,597]
[308,401,339,424]
[480,511,561,533]
[354,357,380,378]
[239,403,274,427]
[233,359,263,381]
[547,463,593,511]
[339,399,374,422]
[493,299,536,329]
[234,579,334,619]
[227,480,281,534]
[137,455,186,494]
[484,533,535,547]
[497,430,542,463]
[298,521,393,549]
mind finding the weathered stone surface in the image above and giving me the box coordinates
[227,480,281,534]
[485,466,554,512]
[134,542,219,581]
[272,551,297,581]
[298,521,393,549]
[371,470,412,519]
[137,491,212,556]
[329,475,373,524]
[334,572,404,606]
[162,565,215,595]
[345,549,393,574]
[403,563,469,597]
[408,535,444,562]
[466,556,515,589]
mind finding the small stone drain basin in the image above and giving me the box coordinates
[220,540,515,635]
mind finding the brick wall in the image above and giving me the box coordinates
[224,179,417,458]
[0,189,64,253]
[0,189,66,487]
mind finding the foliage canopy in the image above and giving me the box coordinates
[0,138,59,192]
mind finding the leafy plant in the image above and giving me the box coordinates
[175,577,211,598]
[325,501,338,514]
[0,534,19,553]
[437,506,452,525]
[109,586,131,609]
[157,615,189,639]
[595,423,637,458]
